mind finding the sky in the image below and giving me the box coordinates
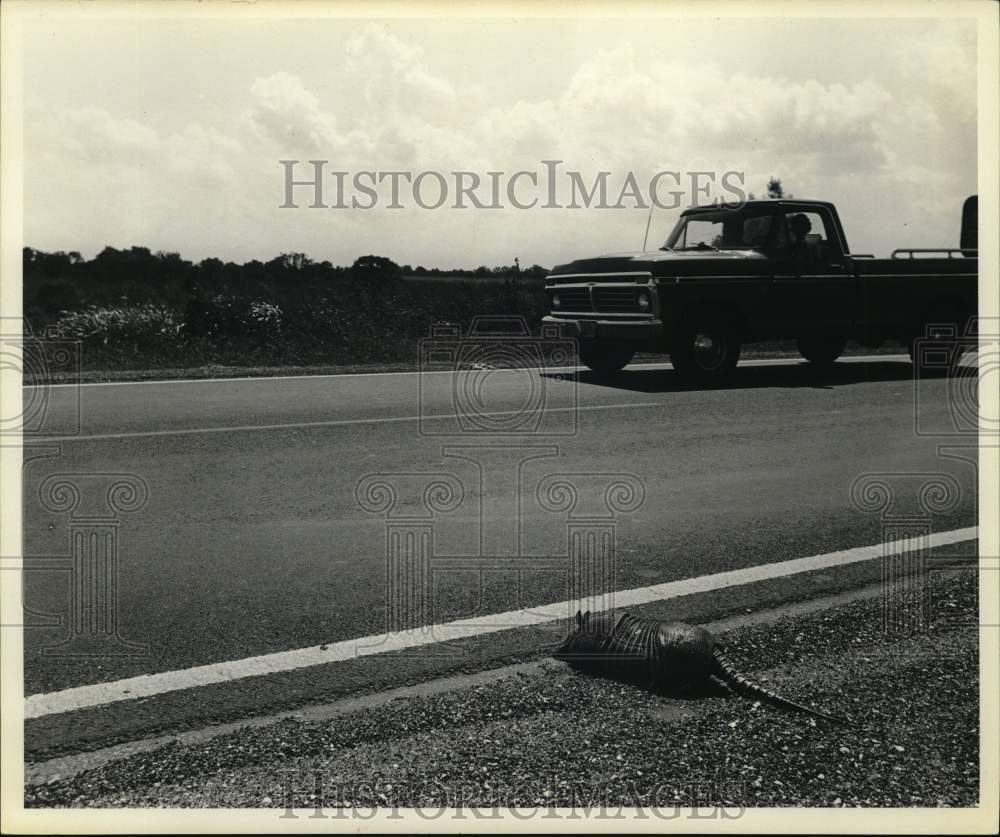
[21,14,978,268]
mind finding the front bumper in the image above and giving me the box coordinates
[542,315,663,341]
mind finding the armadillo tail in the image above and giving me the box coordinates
[712,648,847,724]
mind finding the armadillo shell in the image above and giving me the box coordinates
[576,613,717,691]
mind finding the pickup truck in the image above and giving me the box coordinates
[543,197,978,381]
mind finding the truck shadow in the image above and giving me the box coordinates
[544,358,974,393]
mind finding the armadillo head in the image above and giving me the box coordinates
[553,609,605,662]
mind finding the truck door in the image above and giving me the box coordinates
[768,207,855,336]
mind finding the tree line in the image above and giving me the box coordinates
[24,245,549,309]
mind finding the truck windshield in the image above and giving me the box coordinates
[664,209,775,252]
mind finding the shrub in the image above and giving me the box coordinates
[56,303,182,349]
[246,300,283,342]
[351,255,402,283]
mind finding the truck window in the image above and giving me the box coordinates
[668,209,776,251]
[775,209,837,264]
[739,214,773,249]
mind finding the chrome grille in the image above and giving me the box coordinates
[593,287,639,312]
[547,274,654,318]
[551,272,649,284]
[555,288,592,312]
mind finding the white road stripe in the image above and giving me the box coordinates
[24,354,911,389]
[33,400,663,443]
[24,525,977,720]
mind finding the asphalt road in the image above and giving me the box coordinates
[22,357,978,708]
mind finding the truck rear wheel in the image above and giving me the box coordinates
[579,339,635,375]
[670,322,741,382]
[796,334,846,367]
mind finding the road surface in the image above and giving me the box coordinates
[20,356,979,756]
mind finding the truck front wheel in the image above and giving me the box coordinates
[579,339,635,375]
[670,322,741,382]
[796,334,847,367]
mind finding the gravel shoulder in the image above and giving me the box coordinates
[25,568,979,809]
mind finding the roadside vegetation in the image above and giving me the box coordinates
[23,247,548,372]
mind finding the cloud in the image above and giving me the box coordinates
[37,105,160,164]
[344,24,459,121]
[481,47,898,176]
[23,23,978,265]
[245,72,362,155]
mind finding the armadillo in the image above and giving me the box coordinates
[554,610,846,723]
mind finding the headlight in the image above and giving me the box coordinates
[637,292,650,311]
[552,293,561,309]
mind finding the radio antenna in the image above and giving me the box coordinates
[642,202,654,251]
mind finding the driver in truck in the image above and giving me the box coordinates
[789,212,812,244]
[788,212,814,269]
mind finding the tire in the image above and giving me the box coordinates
[670,320,741,382]
[796,334,846,367]
[579,340,635,375]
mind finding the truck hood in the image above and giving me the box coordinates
[548,248,767,279]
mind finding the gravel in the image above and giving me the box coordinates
[25,568,978,809]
